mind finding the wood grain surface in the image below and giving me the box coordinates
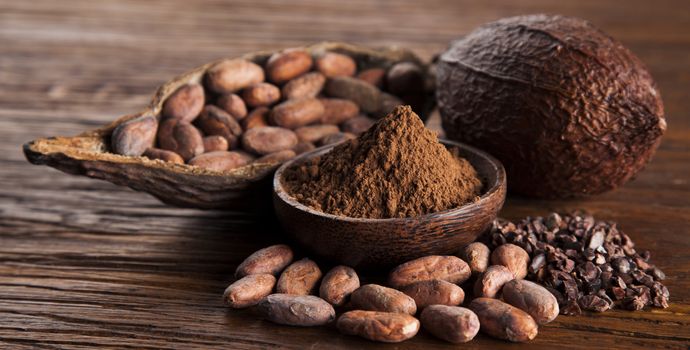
[1,0,689,349]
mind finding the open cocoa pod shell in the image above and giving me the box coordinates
[23,42,435,210]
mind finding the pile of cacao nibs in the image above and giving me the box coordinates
[480,211,670,314]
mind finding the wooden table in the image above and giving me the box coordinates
[2,0,689,348]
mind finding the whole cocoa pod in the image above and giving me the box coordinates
[242,126,298,155]
[276,258,322,295]
[474,265,514,298]
[325,76,381,113]
[420,305,479,343]
[502,279,559,325]
[223,274,276,308]
[242,82,281,107]
[188,151,254,172]
[469,298,538,342]
[315,52,357,77]
[388,255,471,289]
[143,148,184,164]
[216,93,247,120]
[205,59,265,94]
[319,265,360,306]
[461,242,491,275]
[350,284,417,315]
[197,105,243,142]
[257,294,335,326]
[282,72,325,100]
[270,98,325,129]
[400,279,464,309]
[111,115,158,157]
[491,244,530,279]
[337,311,419,343]
[162,83,205,122]
[157,119,204,161]
[265,49,313,84]
[235,244,294,278]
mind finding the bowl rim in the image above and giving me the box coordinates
[273,138,506,223]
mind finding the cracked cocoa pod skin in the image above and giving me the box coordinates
[469,297,538,342]
[437,14,666,198]
[257,294,335,326]
[336,311,420,343]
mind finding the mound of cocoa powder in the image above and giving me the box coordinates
[283,105,482,219]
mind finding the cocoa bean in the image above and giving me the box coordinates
[223,274,276,308]
[315,52,357,78]
[216,93,247,120]
[202,135,229,152]
[319,98,359,124]
[468,298,538,342]
[350,284,417,315]
[356,68,385,88]
[374,92,404,119]
[257,294,335,326]
[340,115,375,135]
[502,279,559,324]
[188,151,254,171]
[241,82,281,107]
[162,83,205,122]
[254,150,296,164]
[385,62,424,95]
[336,311,419,343]
[196,105,243,141]
[270,98,325,129]
[242,107,270,130]
[143,148,184,164]
[276,258,322,295]
[318,132,355,146]
[293,141,316,155]
[400,279,464,309]
[235,244,294,278]
[242,126,298,155]
[157,119,204,161]
[111,115,158,157]
[420,305,479,343]
[461,242,491,275]
[282,72,325,100]
[265,49,313,84]
[474,265,514,298]
[491,243,530,279]
[325,76,381,113]
[205,59,264,94]
[319,265,360,306]
[388,255,471,289]
[294,124,340,143]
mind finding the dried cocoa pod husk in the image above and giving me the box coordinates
[23,42,434,210]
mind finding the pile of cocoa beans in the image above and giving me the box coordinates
[111,49,427,171]
[223,241,559,344]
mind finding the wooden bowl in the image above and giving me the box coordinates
[273,139,507,270]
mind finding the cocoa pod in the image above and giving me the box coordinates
[388,255,471,289]
[460,242,491,275]
[111,115,158,157]
[374,92,404,119]
[205,58,265,94]
[337,311,419,343]
[202,135,229,152]
[254,150,296,164]
[216,93,247,120]
[350,284,417,315]
[319,265,360,306]
[242,82,281,107]
[282,72,325,100]
[315,52,357,77]
[319,98,359,124]
[276,258,322,295]
[196,105,243,141]
[162,83,205,122]
[325,76,381,113]
[157,119,204,161]
[420,305,479,344]
[242,107,270,130]
[318,132,355,146]
[242,126,298,155]
[474,265,514,298]
[340,115,375,135]
[293,141,316,155]
[468,298,538,342]
[502,279,559,325]
[257,294,335,326]
[270,98,325,129]
[400,279,464,309]
[188,151,254,171]
[294,124,340,143]
[223,273,276,308]
[491,243,530,279]
[235,244,294,278]
[143,148,184,164]
[385,62,424,95]
[356,68,385,88]
[265,49,313,84]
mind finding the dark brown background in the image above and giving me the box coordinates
[1,0,689,349]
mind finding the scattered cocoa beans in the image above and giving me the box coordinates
[242,126,298,155]
[315,52,357,78]
[266,49,313,84]
[242,82,281,107]
[162,83,204,122]
[282,72,325,100]
[111,115,158,157]
[420,305,480,343]
[143,147,184,164]
[242,107,270,130]
[350,284,417,315]
[216,93,247,120]
[502,279,559,324]
[276,258,322,295]
[223,274,276,308]
[468,298,538,342]
[388,255,471,289]
[293,141,316,155]
[294,124,340,143]
[319,265,360,306]
[202,135,229,152]
[341,115,375,135]
[157,119,204,161]
[258,294,335,326]
[491,243,530,279]
[336,311,419,343]
[474,265,514,298]
[255,150,296,164]
[235,244,294,278]
[206,59,265,94]
[197,105,243,142]
[325,76,381,113]
[375,92,404,118]
[188,151,254,171]
[319,132,355,146]
[400,279,464,309]
[319,98,359,124]
[460,242,491,275]
[270,98,325,129]
[356,68,385,88]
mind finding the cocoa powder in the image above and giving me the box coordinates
[283,105,482,219]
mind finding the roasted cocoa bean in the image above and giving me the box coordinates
[235,244,294,278]
[242,126,298,155]
[319,265,360,306]
[400,279,464,309]
[216,93,247,120]
[469,298,538,342]
[254,150,296,164]
[196,105,243,141]
[157,119,204,161]
[356,68,385,88]
[337,311,419,343]
[242,82,281,107]
[293,141,316,155]
[242,107,270,130]
[282,72,325,100]
[350,284,417,315]
[319,98,359,124]
[374,92,404,119]
[257,294,335,326]
[206,59,265,94]
[111,115,158,157]
[502,279,559,324]
[188,151,254,171]
[223,274,276,308]
[315,52,357,78]
[202,135,229,152]
[385,62,424,95]
[474,265,514,298]
[461,242,491,275]
[265,49,313,84]
[388,255,471,289]
[294,124,340,143]
[270,98,325,129]
[491,243,530,279]
[318,132,355,146]
[162,83,205,122]
[420,305,479,343]
[276,258,322,295]
[325,76,381,113]
[340,115,375,135]
[143,147,184,164]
